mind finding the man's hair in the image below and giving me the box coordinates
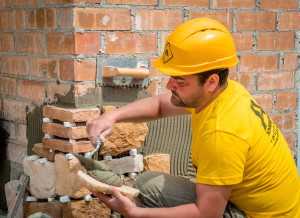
[196,68,229,86]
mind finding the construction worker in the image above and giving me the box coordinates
[87,18,300,217]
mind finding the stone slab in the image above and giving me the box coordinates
[100,154,143,175]
[32,143,58,162]
[42,137,94,153]
[43,105,100,122]
[143,154,170,174]
[77,170,140,199]
[43,122,88,139]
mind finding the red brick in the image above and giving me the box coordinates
[160,33,170,53]
[0,33,14,52]
[74,59,96,81]
[17,124,28,144]
[29,57,60,78]
[0,0,11,8]
[189,10,233,30]
[282,52,298,71]
[75,8,131,30]
[0,76,16,96]
[0,11,14,30]
[269,113,295,131]
[283,133,295,150]
[106,0,156,5]
[43,105,100,122]
[228,65,237,73]
[15,10,26,30]
[275,92,297,110]
[60,59,75,81]
[60,7,74,30]
[28,8,57,30]
[228,73,253,91]
[17,79,45,102]
[258,32,294,51]
[260,0,297,10]
[237,12,276,31]
[13,0,40,7]
[2,55,28,76]
[257,71,294,91]
[106,33,157,54]
[75,32,101,54]
[278,12,300,31]
[16,33,44,54]
[146,80,159,96]
[2,98,28,121]
[46,33,75,55]
[136,10,183,30]
[47,82,72,103]
[7,142,27,164]
[74,0,100,2]
[43,122,88,139]
[213,0,254,8]
[74,84,95,96]
[163,0,208,7]
[252,93,273,111]
[240,53,278,72]
[162,78,171,94]
[44,0,73,4]
[231,33,253,51]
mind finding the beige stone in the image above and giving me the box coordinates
[26,200,62,218]
[62,198,111,218]
[143,154,171,174]
[32,143,58,162]
[23,156,56,199]
[54,154,91,199]
[5,180,24,218]
[77,170,140,199]
[100,122,148,156]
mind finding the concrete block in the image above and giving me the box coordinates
[23,156,56,199]
[26,200,62,218]
[42,137,94,153]
[100,154,144,175]
[32,143,57,162]
[143,154,170,174]
[62,198,111,218]
[5,180,24,218]
[43,122,87,139]
[54,154,91,199]
[43,105,100,122]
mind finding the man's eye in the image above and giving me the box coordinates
[177,80,184,85]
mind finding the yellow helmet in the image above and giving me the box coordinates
[154,17,238,76]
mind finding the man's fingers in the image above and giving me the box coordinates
[108,186,123,200]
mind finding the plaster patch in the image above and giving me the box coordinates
[109,34,118,42]
[102,15,110,26]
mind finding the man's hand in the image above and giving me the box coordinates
[93,186,137,217]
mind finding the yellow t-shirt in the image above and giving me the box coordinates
[188,80,300,217]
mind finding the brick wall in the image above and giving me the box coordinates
[0,0,299,180]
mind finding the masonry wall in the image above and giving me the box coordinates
[0,0,299,194]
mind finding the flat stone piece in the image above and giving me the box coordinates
[42,137,94,153]
[62,198,111,218]
[32,143,57,162]
[143,154,170,174]
[43,122,88,139]
[5,180,24,218]
[43,105,100,122]
[54,154,91,199]
[23,156,56,199]
[26,200,62,218]
[100,154,143,175]
[77,171,140,199]
[100,122,148,156]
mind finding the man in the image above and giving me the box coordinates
[87,18,300,217]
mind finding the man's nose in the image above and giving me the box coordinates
[166,78,175,91]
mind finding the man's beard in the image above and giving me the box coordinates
[170,91,187,107]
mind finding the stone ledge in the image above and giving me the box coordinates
[42,138,94,153]
[43,122,87,139]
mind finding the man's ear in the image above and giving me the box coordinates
[206,74,219,92]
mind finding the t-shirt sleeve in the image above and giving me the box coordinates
[194,131,250,185]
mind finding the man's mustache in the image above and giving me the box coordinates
[171,90,180,98]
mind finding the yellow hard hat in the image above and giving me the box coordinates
[154,17,238,76]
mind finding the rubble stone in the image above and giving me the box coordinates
[26,200,62,218]
[32,143,57,162]
[62,198,111,218]
[143,154,170,174]
[100,154,144,175]
[5,180,24,218]
[23,156,56,199]
[54,154,91,199]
